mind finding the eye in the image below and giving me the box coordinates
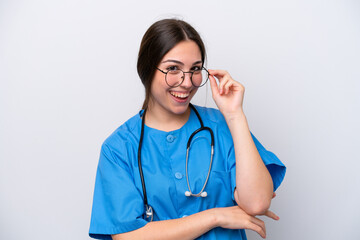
[166,65,180,71]
[191,66,202,72]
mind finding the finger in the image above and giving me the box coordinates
[223,79,234,95]
[245,221,266,239]
[208,69,229,91]
[218,77,229,95]
[264,210,280,220]
[272,192,276,199]
[208,69,229,79]
[250,216,266,236]
[208,74,220,98]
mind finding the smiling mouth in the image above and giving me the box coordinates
[169,91,190,99]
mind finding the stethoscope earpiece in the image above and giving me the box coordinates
[200,191,207,197]
[184,191,208,197]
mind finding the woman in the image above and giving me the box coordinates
[89,19,286,240]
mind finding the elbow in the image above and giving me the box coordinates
[243,199,271,215]
[235,191,272,215]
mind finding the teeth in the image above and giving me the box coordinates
[170,91,190,98]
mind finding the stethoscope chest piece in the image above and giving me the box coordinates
[145,204,153,221]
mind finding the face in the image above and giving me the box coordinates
[148,40,202,117]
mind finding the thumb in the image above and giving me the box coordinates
[209,74,220,98]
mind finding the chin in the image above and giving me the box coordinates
[169,103,191,115]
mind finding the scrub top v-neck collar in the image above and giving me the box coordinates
[138,107,197,138]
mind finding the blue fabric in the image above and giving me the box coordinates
[89,106,286,239]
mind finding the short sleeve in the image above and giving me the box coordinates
[250,133,286,191]
[89,143,147,239]
[230,132,286,197]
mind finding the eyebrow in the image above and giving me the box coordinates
[161,59,203,65]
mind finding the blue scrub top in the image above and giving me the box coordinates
[89,106,286,240]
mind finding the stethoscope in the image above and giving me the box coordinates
[138,103,215,221]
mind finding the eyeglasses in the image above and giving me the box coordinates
[156,67,209,87]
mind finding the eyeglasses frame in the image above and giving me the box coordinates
[156,66,209,88]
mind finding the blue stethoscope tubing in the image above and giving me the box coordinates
[138,103,215,221]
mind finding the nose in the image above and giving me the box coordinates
[181,72,193,88]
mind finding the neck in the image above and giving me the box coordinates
[144,104,191,132]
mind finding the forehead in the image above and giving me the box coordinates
[161,40,202,63]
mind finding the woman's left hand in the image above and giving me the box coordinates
[208,69,245,116]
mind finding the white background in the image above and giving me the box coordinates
[1,0,359,239]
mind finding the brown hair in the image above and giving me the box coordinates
[137,19,206,109]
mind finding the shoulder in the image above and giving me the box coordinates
[101,111,141,159]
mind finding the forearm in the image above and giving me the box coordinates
[224,111,273,215]
[112,209,217,240]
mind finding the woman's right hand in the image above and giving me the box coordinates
[212,205,279,239]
